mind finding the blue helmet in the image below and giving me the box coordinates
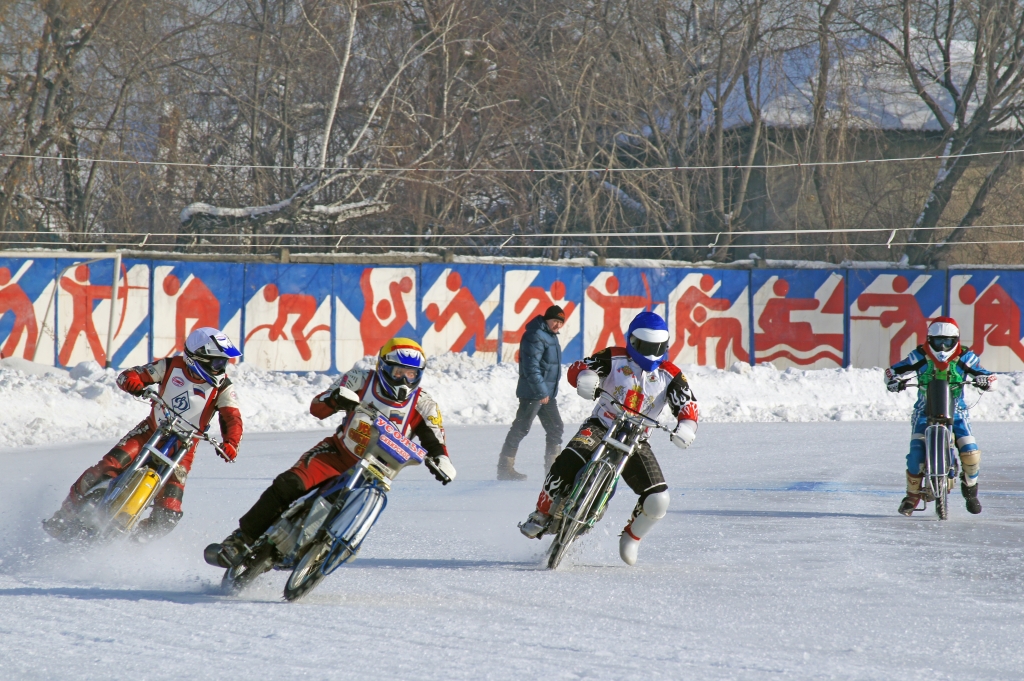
[625,311,669,372]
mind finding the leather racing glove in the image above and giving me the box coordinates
[974,374,996,391]
[426,455,457,485]
[575,370,600,401]
[884,368,905,393]
[671,420,697,449]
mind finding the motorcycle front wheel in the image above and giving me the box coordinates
[547,464,613,569]
[222,542,276,595]
[283,537,331,601]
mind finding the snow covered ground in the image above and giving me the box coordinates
[5,352,1024,449]
[2,422,1023,679]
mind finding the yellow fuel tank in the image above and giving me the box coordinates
[112,469,161,528]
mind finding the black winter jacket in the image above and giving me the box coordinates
[517,315,562,400]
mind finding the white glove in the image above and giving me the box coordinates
[426,455,457,485]
[671,420,697,449]
[576,370,600,401]
[140,386,159,401]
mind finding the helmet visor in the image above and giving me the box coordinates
[930,336,958,353]
[206,356,229,374]
[388,364,422,385]
[630,335,667,358]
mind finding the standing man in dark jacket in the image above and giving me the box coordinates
[498,306,566,480]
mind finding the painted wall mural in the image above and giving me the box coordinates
[7,254,1024,373]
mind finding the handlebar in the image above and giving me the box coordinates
[139,390,230,460]
[595,388,676,434]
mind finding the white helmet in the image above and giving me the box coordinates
[926,317,960,364]
[184,327,241,387]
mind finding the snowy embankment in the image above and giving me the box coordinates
[2,353,1023,450]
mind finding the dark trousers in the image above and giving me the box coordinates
[502,398,564,456]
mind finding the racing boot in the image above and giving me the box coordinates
[519,489,560,538]
[619,490,670,566]
[42,498,88,541]
[961,478,982,515]
[497,445,527,481]
[898,472,924,516]
[204,529,253,568]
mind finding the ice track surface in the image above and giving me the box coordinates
[2,423,1023,680]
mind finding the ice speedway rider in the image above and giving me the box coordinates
[886,316,994,516]
[519,311,699,566]
[205,337,456,568]
[44,327,244,541]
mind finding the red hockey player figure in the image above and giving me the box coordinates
[854,275,927,366]
[586,274,651,352]
[424,270,498,353]
[58,264,126,367]
[162,273,220,355]
[0,266,38,359]
[247,283,329,362]
[519,311,699,566]
[44,328,244,542]
[204,337,456,569]
[360,269,414,356]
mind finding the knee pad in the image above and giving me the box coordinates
[960,450,980,484]
[626,489,670,541]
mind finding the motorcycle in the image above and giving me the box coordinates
[48,389,228,542]
[544,389,675,569]
[903,376,981,520]
[218,386,454,601]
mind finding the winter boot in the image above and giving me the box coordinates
[961,477,982,515]
[898,472,924,516]
[618,491,670,565]
[497,445,527,481]
[204,529,253,568]
[544,443,560,474]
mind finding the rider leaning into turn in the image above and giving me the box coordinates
[205,337,455,568]
[519,311,699,566]
[885,316,994,516]
[43,327,244,541]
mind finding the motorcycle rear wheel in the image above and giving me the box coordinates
[547,465,613,569]
[283,538,331,601]
[222,543,275,595]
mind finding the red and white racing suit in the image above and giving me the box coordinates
[66,357,243,517]
[236,367,450,541]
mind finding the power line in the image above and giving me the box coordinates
[3,146,1024,174]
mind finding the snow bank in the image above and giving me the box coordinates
[2,354,1022,449]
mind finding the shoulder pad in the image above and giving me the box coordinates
[608,347,628,357]
[659,361,681,377]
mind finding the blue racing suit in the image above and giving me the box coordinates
[888,345,992,483]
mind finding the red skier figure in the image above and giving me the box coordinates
[246,284,329,362]
[58,264,125,367]
[162,273,221,355]
[503,280,577,346]
[586,275,651,352]
[360,269,414,356]
[44,327,244,542]
[756,278,843,363]
[668,274,748,367]
[0,267,38,360]
[424,270,498,352]
[854,275,927,365]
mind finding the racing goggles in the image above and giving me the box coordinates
[387,363,423,384]
[929,336,958,352]
[630,335,667,358]
[205,356,230,374]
